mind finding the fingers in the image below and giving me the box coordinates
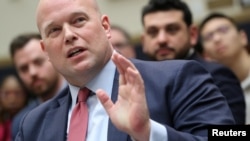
[112,52,144,95]
[96,89,114,116]
[112,52,137,75]
[112,52,125,75]
[112,52,138,85]
[127,67,144,92]
[112,52,126,85]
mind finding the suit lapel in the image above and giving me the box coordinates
[36,70,131,141]
[39,89,71,141]
[107,70,129,141]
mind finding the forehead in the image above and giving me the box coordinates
[144,10,184,27]
[14,39,45,63]
[1,76,20,89]
[201,18,233,33]
[37,0,96,30]
[20,39,42,53]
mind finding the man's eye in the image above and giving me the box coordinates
[218,26,230,34]
[19,66,28,73]
[49,28,60,34]
[147,29,158,37]
[202,33,213,43]
[34,58,45,66]
[74,17,85,24]
[166,26,179,34]
[47,27,61,37]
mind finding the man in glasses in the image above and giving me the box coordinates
[199,12,250,124]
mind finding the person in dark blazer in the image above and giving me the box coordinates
[15,0,235,141]
[140,0,246,124]
[9,33,68,140]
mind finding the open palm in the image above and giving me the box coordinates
[96,52,150,141]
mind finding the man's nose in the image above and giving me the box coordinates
[157,30,169,43]
[29,65,38,76]
[64,25,77,44]
[212,32,222,43]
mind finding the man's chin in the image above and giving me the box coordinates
[32,88,46,96]
[157,55,174,61]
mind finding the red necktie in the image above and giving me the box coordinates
[68,87,90,141]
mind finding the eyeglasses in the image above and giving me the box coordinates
[201,25,231,43]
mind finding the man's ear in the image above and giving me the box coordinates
[40,40,50,61]
[189,25,198,47]
[101,15,111,39]
[140,34,147,53]
[239,30,248,47]
[40,40,45,51]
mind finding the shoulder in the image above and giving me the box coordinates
[203,61,239,81]
[12,99,39,124]
[190,54,239,80]
[21,86,70,123]
[129,59,214,89]
[131,58,203,69]
[130,58,209,75]
[193,55,235,75]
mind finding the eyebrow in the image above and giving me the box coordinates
[43,11,88,34]
[43,21,55,34]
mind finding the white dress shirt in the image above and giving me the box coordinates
[241,73,250,124]
[67,56,167,141]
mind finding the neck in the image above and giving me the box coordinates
[226,50,250,81]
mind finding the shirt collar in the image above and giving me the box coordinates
[186,48,194,58]
[68,58,116,105]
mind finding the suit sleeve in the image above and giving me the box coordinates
[209,64,245,124]
[163,61,235,141]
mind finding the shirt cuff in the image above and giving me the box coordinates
[149,119,167,141]
[131,119,167,141]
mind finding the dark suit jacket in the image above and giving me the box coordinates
[187,52,246,124]
[11,99,40,141]
[15,59,235,141]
